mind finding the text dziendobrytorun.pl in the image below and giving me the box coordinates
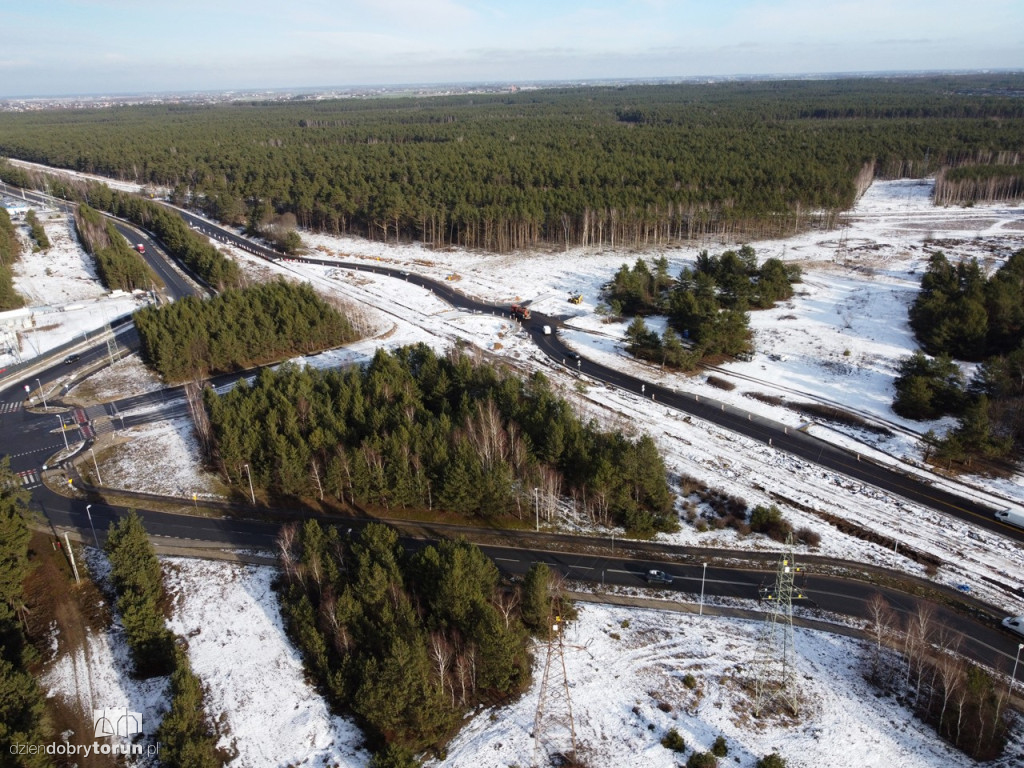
[10,741,160,758]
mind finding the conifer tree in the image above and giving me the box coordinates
[155,650,224,768]
[104,512,175,676]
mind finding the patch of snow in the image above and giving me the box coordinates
[163,558,369,768]
[432,602,1013,768]
[98,417,223,500]
[73,354,164,402]
[2,198,152,368]
[42,548,167,763]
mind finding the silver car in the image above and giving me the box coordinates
[1002,616,1024,638]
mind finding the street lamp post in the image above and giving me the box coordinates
[699,562,708,616]
[1012,643,1024,695]
[56,415,69,451]
[36,378,47,410]
[90,448,102,486]
[85,504,99,548]
[242,463,256,505]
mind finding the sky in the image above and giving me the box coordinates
[1,0,1021,97]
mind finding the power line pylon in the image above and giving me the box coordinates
[105,328,121,364]
[752,535,804,717]
[533,615,579,767]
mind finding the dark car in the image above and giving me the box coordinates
[645,569,672,585]
[63,354,81,365]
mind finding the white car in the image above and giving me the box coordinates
[1002,616,1024,638]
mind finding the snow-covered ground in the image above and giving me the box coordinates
[81,178,1023,612]
[1,201,150,367]
[16,174,1024,767]
[435,602,1021,768]
[41,550,169,763]
[163,559,369,768]
[42,551,370,768]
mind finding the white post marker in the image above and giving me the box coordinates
[1012,643,1024,695]
[243,463,256,504]
[700,562,708,616]
[90,448,102,486]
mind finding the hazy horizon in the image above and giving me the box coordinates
[2,0,1021,99]
[9,68,1023,102]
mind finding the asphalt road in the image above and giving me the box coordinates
[2,182,1023,686]
[35,487,1024,686]
[108,221,197,301]
[167,202,1023,541]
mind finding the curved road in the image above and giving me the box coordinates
[2,182,1022,686]
[177,204,1022,541]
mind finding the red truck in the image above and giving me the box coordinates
[511,303,531,320]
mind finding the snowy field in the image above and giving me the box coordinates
[42,552,370,768]
[1,201,150,367]
[434,602,1022,768]
[13,172,1024,767]
[163,559,369,768]
[42,554,1024,768]
[77,178,1023,612]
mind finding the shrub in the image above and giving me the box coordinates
[687,752,718,768]
[705,376,736,391]
[661,728,685,752]
[749,505,793,542]
[369,744,419,768]
[796,526,821,547]
[757,754,787,768]
[711,735,728,757]
[682,673,697,689]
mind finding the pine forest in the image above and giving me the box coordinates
[1,76,1023,252]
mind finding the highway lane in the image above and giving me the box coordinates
[108,221,197,301]
[175,213,1021,542]
[37,487,1024,686]
[4,180,1024,684]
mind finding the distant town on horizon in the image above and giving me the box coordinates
[3,67,1021,110]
